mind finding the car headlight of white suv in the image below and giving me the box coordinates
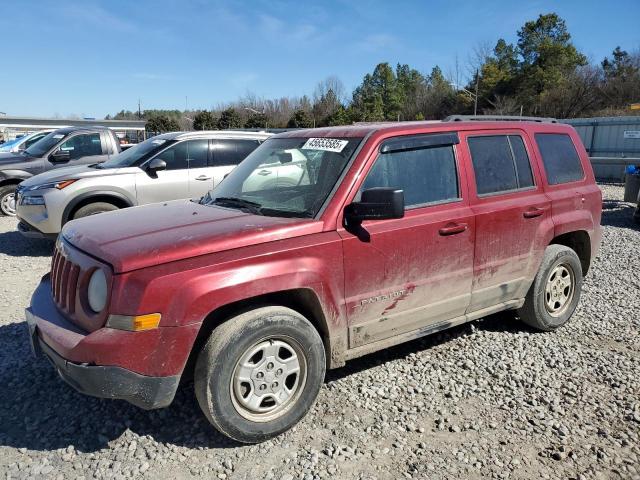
[26,179,78,191]
[20,195,45,206]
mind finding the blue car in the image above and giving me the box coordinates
[0,130,53,153]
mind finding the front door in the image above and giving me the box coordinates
[135,141,190,205]
[339,133,475,348]
[461,131,553,312]
[46,132,108,170]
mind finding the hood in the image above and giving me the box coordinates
[61,199,322,273]
[19,164,135,188]
[0,152,32,165]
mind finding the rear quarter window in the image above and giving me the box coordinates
[535,133,584,185]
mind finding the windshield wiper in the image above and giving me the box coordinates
[210,196,263,215]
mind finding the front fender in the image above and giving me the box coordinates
[110,234,347,365]
[0,169,32,183]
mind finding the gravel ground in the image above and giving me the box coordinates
[0,183,638,480]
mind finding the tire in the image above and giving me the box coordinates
[73,202,118,219]
[194,306,326,443]
[518,244,583,331]
[0,185,17,216]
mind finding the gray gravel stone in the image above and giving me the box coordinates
[0,184,638,479]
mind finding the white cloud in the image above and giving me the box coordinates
[354,33,398,52]
[60,3,135,32]
[258,13,321,44]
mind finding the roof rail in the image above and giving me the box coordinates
[443,115,558,123]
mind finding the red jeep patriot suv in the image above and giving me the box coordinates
[26,116,602,443]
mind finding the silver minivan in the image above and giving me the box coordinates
[16,131,271,238]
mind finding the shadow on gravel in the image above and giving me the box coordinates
[601,200,638,230]
[0,321,239,453]
[0,312,532,454]
[326,310,533,383]
[0,230,54,257]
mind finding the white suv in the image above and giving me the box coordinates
[16,131,271,239]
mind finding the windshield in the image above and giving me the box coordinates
[98,137,176,168]
[24,131,67,156]
[201,136,362,218]
[0,138,19,150]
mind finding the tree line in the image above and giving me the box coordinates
[106,13,640,132]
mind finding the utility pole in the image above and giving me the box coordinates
[138,99,142,119]
[474,69,479,116]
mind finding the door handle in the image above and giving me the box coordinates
[523,207,546,218]
[195,175,212,181]
[438,222,468,236]
[258,170,272,176]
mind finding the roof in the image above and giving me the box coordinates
[0,115,146,131]
[152,130,273,141]
[272,119,571,140]
[52,126,116,134]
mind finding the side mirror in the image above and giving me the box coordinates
[344,187,404,227]
[146,158,167,176]
[49,149,71,163]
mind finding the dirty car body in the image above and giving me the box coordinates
[27,118,602,442]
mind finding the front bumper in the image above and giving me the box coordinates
[17,217,57,240]
[15,191,63,237]
[26,276,181,410]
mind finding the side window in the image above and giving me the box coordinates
[508,136,534,188]
[212,139,260,166]
[468,135,535,195]
[535,133,584,185]
[361,145,459,208]
[154,142,189,170]
[183,140,209,168]
[59,133,103,159]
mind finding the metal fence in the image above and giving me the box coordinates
[564,116,640,180]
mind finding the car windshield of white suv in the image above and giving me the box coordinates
[201,137,362,218]
[97,137,176,169]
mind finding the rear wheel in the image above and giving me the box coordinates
[194,307,326,443]
[518,244,583,331]
[73,202,118,219]
[0,185,17,216]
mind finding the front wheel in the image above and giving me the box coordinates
[194,307,326,443]
[518,244,583,331]
[0,185,17,216]
[72,202,118,219]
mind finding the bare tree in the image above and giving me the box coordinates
[313,76,347,105]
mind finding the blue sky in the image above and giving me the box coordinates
[1,0,638,118]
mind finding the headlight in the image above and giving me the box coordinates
[87,269,108,313]
[20,195,45,206]
[29,179,77,191]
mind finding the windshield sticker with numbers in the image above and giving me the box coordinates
[301,138,349,152]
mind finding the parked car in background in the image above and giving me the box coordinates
[26,116,601,443]
[0,130,54,153]
[0,127,121,215]
[16,131,271,238]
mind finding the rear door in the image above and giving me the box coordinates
[339,133,475,348]
[210,139,261,187]
[135,141,190,204]
[461,130,554,313]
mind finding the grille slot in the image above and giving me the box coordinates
[51,245,81,317]
[49,241,110,333]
